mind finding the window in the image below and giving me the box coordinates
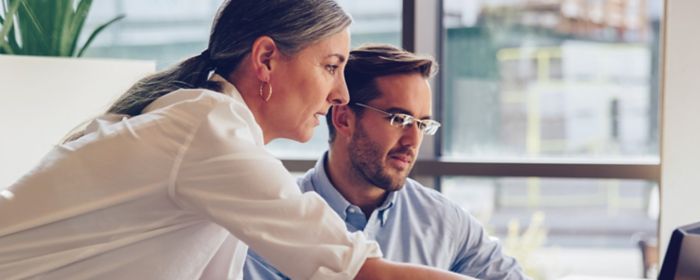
[443,177,657,277]
[439,0,663,278]
[86,0,218,68]
[443,0,661,161]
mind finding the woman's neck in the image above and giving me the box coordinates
[227,70,275,144]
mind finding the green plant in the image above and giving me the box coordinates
[0,0,124,57]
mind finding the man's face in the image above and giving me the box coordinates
[347,73,433,191]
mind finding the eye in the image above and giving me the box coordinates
[325,64,339,75]
[390,114,413,127]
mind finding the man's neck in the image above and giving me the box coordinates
[326,151,387,218]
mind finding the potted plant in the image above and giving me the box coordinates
[0,0,124,56]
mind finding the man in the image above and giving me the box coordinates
[244,44,529,279]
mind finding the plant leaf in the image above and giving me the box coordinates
[53,0,71,56]
[6,15,20,53]
[0,14,3,54]
[77,14,123,57]
[0,12,4,53]
[67,0,92,56]
[16,0,49,55]
[0,2,21,54]
[28,0,58,55]
[2,0,123,57]
[0,0,23,54]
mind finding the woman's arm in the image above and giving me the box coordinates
[357,258,477,280]
[169,94,381,279]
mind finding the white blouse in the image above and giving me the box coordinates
[0,75,381,280]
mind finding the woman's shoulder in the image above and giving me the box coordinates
[145,88,238,114]
[149,88,263,146]
[143,87,257,129]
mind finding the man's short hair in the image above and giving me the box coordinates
[327,43,438,142]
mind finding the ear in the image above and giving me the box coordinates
[249,36,278,82]
[332,105,356,139]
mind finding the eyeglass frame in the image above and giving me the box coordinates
[351,102,441,135]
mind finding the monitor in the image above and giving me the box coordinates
[659,221,700,280]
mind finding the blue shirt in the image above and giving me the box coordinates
[244,153,529,280]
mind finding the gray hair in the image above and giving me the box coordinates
[107,0,352,116]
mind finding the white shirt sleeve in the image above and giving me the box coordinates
[166,93,381,280]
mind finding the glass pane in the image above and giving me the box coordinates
[442,176,659,279]
[85,0,219,68]
[266,0,402,158]
[443,0,663,161]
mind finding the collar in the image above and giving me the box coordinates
[310,153,353,220]
[310,152,398,222]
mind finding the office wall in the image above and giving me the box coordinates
[659,0,700,261]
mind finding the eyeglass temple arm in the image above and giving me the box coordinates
[354,103,393,117]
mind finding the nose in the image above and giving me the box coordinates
[328,72,350,105]
[399,123,423,149]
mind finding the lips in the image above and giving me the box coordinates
[389,153,412,164]
[388,149,415,171]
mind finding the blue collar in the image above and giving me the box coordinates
[310,152,398,224]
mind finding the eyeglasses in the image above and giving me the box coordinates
[353,103,441,135]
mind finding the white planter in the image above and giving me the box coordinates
[0,55,155,188]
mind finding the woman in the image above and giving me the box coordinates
[0,0,471,279]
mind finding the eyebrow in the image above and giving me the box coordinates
[326,53,346,63]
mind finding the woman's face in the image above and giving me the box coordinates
[266,28,351,143]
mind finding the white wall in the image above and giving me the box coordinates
[0,55,154,188]
[659,0,700,261]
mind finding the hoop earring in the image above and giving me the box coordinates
[259,82,272,102]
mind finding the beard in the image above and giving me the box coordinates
[347,123,411,192]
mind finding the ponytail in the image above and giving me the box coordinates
[107,50,220,116]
